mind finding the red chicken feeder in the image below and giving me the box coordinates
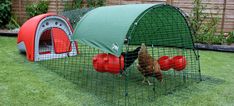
[93,53,124,74]
[172,56,187,71]
[158,56,172,71]
[93,54,107,72]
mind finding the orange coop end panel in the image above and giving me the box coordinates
[17,13,78,61]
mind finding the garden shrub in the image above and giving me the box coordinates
[26,0,49,18]
[196,15,224,45]
[64,0,83,11]
[226,31,234,45]
[189,0,206,36]
[0,0,11,28]
[6,14,20,30]
[87,0,106,7]
[64,0,105,11]
[190,0,224,45]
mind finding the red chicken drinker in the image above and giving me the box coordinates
[172,56,187,71]
[158,56,172,71]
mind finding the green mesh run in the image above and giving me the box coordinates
[128,5,194,49]
[37,4,201,106]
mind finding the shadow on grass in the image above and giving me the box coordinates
[201,75,225,85]
[148,75,225,106]
[0,34,17,37]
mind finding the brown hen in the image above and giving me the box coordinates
[137,43,162,85]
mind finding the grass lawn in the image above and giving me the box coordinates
[0,35,234,106]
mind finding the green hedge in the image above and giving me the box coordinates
[0,0,11,28]
[26,0,49,18]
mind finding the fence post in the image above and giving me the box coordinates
[221,0,227,33]
[19,0,22,24]
[166,0,174,5]
[56,0,58,14]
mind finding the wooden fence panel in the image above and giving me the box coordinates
[11,0,233,32]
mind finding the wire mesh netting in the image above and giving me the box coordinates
[38,44,200,105]
[37,5,201,106]
[60,8,93,28]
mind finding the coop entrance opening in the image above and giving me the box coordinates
[39,28,72,55]
[39,30,52,54]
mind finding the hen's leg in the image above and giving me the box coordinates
[137,65,146,83]
[146,78,153,86]
[137,65,152,85]
[142,77,153,85]
[142,77,146,84]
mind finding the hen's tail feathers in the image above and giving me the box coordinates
[123,47,141,69]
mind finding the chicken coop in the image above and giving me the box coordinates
[36,4,201,106]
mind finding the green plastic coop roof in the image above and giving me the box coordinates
[73,4,193,57]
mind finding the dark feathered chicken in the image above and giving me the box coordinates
[137,43,162,85]
[122,47,141,70]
